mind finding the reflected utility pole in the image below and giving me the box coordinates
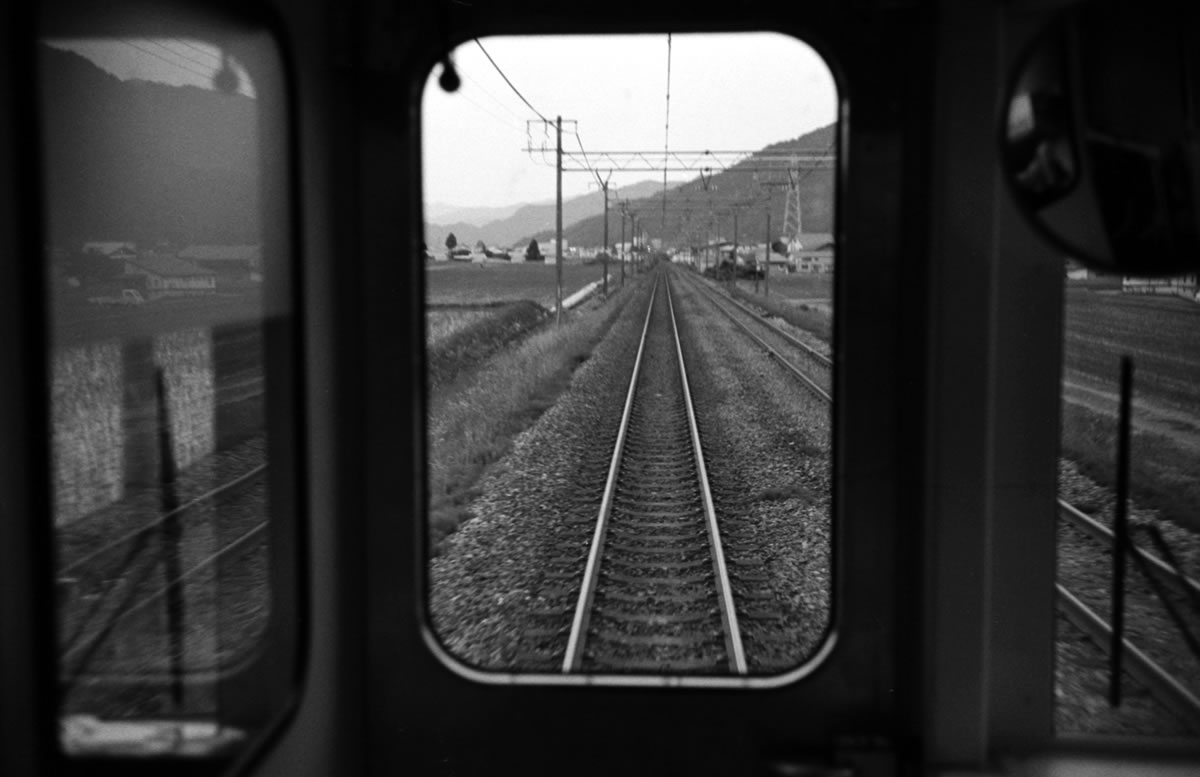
[556,115,563,326]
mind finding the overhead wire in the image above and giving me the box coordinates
[155,39,221,69]
[169,38,223,65]
[119,39,254,97]
[121,39,214,82]
[474,39,549,123]
[461,69,530,125]
[663,33,672,229]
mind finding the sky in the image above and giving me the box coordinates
[50,33,839,212]
[423,33,838,209]
[48,38,257,99]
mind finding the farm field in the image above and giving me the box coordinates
[425,262,612,307]
[1061,287,1200,533]
[1064,288,1200,413]
[734,272,833,305]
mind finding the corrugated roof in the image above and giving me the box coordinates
[793,232,835,250]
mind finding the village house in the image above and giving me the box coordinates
[82,241,138,261]
[179,244,263,282]
[789,232,835,272]
[1122,274,1200,300]
[123,254,217,298]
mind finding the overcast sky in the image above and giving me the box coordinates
[51,33,838,212]
[423,33,838,209]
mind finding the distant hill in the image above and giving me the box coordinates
[424,180,663,251]
[531,123,836,250]
[426,202,531,227]
[39,44,260,248]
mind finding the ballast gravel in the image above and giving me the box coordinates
[429,268,834,675]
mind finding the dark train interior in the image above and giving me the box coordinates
[4,0,1200,775]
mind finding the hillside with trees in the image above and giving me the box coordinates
[528,123,836,250]
[39,44,260,248]
[423,179,663,251]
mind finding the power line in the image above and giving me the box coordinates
[154,39,220,70]
[461,69,529,125]
[662,33,672,229]
[458,91,528,135]
[474,39,549,123]
[169,38,223,65]
[121,39,214,82]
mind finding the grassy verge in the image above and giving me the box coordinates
[726,281,833,342]
[427,286,637,551]
[427,301,548,391]
[1061,401,1200,532]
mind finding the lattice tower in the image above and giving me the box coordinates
[782,166,803,242]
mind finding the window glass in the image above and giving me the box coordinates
[422,33,837,682]
[40,25,295,756]
[1056,270,1200,737]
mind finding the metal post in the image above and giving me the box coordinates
[602,179,609,296]
[732,211,739,288]
[765,212,771,298]
[155,369,185,709]
[1109,356,1134,706]
[620,210,626,287]
[755,214,761,293]
[556,115,563,325]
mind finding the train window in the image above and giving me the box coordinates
[1056,271,1200,738]
[422,33,838,683]
[39,12,301,760]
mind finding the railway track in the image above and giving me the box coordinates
[675,272,831,402]
[682,267,1200,731]
[562,270,746,675]
[57,462,269,689]
[1057,499,1200,733]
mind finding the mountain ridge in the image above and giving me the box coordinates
[423,179,664,251]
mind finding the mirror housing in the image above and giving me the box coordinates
[1001,0,1200,275]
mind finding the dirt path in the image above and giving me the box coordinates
[1062,370,1200,456]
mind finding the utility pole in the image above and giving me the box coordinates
[599,173,611,296]
[765,211,771,298]
[620,207,626,287]
[555,116,563,326]
[755,214,761,294]
[732,211,739,288]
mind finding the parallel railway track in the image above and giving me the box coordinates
[58,462,269,688]
[1057,499,1200,733]
[682,268,1200,732]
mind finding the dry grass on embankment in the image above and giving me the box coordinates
[426,285,636,550]
[1060,400,1200,534]
[728,280,833,344]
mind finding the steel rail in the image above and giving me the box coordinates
[562,275,660,672]
[1056,583,1200,734]
[1058,498,1200,599]
[664,274,747,674]
[689,275,831,368]
[61,519,269,681]
[679,272,831,404]
[61,463,268,577]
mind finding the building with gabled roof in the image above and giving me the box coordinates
[123,254,216,298]
[82,241,137,261]
[179,244,262,281]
